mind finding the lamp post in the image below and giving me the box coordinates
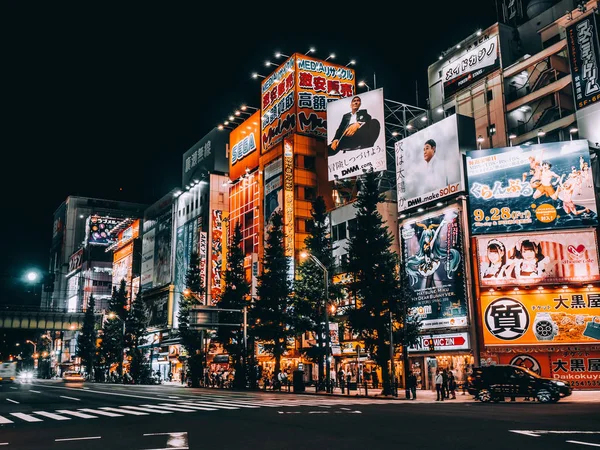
[300,252,331,393]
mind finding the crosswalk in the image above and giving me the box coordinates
[0,396,393,425]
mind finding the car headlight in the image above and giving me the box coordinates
[554,381,566,386]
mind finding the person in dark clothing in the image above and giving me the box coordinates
[371,369,379,389]
[328,95,381,156]
[407,372,418,400]
[442,369,449,399]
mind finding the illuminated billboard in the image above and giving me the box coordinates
[480,289,600,346]
[476,230,600,287]
[395,114,473,212]
[86,215,120,246]
[466,140,598,234]
[567,14,600,111]
[401,205,468,330]
[260,53,355,152]
[327,88,386,181]
[182,128,229,187]
[264,157,283,230]
[229,111,260,181]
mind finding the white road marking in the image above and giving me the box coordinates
[10,413,43,423]
[566,441,600,447]
[9,387,17,390]
[55,436,101,442]
[99,407,148,416]
[6,399,19,404]
[119,405,172,414]
[0,443,8,446]
[510,431,541,437]
[60,396,81,401]
[308,411,329,414]
[139,404,197,413]
[167,396,180,399]
[202,400,260,409]
[55,410,97,419]
[0,416,14,424]
[158,403,216,411]
[183,401,238,410]
[29,390,41,393]
[79,408,123,417]
[34,411,71,421]
[29,383,172,401]
[511,431,600,437]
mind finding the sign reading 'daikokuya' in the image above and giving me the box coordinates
[466,140,598,234]
[480,291,600,346]
[401,205,468,330]
[443,35,499,97]
[395,114,465,212]
[476,230,600,287]
[567,14,600,111]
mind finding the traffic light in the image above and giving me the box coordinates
[43,273,55,293]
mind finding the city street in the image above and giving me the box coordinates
[0,381,599,449]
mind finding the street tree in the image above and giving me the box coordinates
[292,196,338,389]
[100,281,129,378]
[177,251,204,387]
[346,171,418,395]
[217,222,250,389]
[76,294,97,380]
[126,292,150,383]
[253,211,293,384]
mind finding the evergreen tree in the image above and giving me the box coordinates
[292,196,338,389]
[177,251,204,388]
[100,281,128,378]
[126,292,150,383]
[253,211,293,383]
[217,222,250,389]
[346,171,416,395]
[76,294,97,380]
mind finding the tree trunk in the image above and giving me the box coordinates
[316,319,324,390]
[381,362,392,396]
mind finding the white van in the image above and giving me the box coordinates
[0,362,17,383]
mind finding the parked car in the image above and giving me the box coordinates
[467,364,572,403]
[62,371,85,382]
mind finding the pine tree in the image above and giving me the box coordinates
[177,251,204,387]
[76,294,97,380]
[346,171,413,395]
[292,196,338,389]
[100,281,128,378]
[126,292,150,383]
[217,222,250,389]
[253,211,293,384]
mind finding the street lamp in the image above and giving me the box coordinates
[509,133,517,146]
[300,251,331,393]
[358,81,370,91]
[477,135,485,150]
[570,127,578,141]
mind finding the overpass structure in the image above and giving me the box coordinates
[0,305,103,331]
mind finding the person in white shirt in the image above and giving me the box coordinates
[435,369,444,401]
[419,139,449,195]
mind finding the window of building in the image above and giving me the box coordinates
[486,89,493,102]
[196,199,199,209]
[446,106,456,116]
[304,156,316,170]
[304,186,316,201]
[186,205,190,215]
[488,123,496,136]
[244,211,253,229]
[347,218,357,239]
[305,219,314,233]
[332,222,347,242]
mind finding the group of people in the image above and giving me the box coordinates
[434,368,457,401]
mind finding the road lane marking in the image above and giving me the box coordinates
[0,416,14,424]
[158,403,216,411]
[34,411,71,421]
[79,408,123,417]
[29,390,41,393]
[139,404,197,413]
[55,410,97,419]
[9,387,17,390]
[99,407,148,416]
[182,401,238,410]
[167,396,180,399]
[0,443,8,446]
[9,413,43,422]
[201,401,260,409]
[6,399,19,404]
[60,396,81,401]
[29,383,172,401]
[119,406,172,414]
[55,436,101,442]
[511,431,600,437]
[566,441,600,447]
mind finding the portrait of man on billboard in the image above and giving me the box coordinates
[328,95,381,156]
[419,138,449,194]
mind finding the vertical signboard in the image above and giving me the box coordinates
[229,111,260,181]
[264,157,284,232]
[283,138,294,280]
[154,212,172,287]
[141,227,155,290]
[211,210,223,303]
[466,140,598,234]
[401,205,468,330]
[567,14,600,110]
[327,88,386,181]
[198,231,208,291]
[182,128,230,187]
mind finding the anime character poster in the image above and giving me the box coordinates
[476,230,600,286]
[401,205,468,330]
[466,140,597,234]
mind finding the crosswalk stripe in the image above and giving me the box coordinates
[10,413,43,423]
[181,401,238,410]
[55,410,97,419]
[99,407,148,416]
[204,401,260,409]
[0,415,14,424]
[139,404,197,413]
[79,408,123,417]
[159,403,216,411]
[33,411,71,421]
[119,405,172,414]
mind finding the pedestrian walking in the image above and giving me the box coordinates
[407,371,417,400]
[448,370,456,399]
[346,372,352,395]
[435,369,444,401]
[372,369,379,389]
[338,368,345,393]
[442,369,449,399]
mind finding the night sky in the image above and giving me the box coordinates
[2,2,498,302]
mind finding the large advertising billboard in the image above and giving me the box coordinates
[443,35,499,98]
[229,111,260,181]
[174,217,201,323]
[182,128,229,187]
[141,228,155,290]
[112,241,134,290]
[567,14,600,111]
[396,114,466,212]
[401,205,468,330]
[154,212,172,288]
[476,230,600,287]
[466,140,598,234]
[480,289,600,346]
[260,54,355,152]
[264,157,283,231]
[327,88,386,181]
[86,215,120,246]
[211,210,224,303]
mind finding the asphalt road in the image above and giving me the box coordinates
[0,381,599,449]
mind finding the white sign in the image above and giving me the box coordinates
[443,35,498,84]
[408,332,470,352]
[141,228,155,289]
